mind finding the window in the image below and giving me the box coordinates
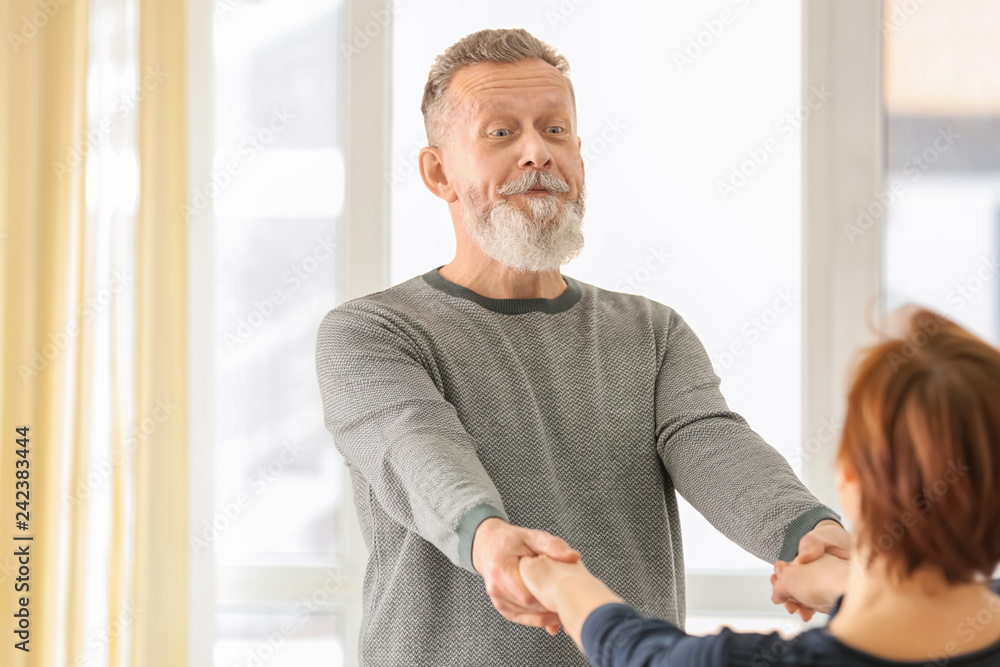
[206,0,347,664]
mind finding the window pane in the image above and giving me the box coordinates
[391,0,802,573]
[215,611,344,666]
[211,0,345,561]
[883,0,1000,346]
[210,0,347,662]
[214,218,342,559]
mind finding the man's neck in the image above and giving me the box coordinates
[438,255,567,300]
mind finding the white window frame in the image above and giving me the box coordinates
[182,2,378,667]
[800,0,885,511]
[188,1,886,664]
[187,0,388,665]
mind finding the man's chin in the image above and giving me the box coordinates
[532,215,563,229]
[522,204,564,227]
[481,237,585,274]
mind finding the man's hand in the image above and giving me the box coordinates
[472,518,580,635]
[771,553,849,619]
[796,519,850,564]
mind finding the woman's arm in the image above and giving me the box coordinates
[518,554,624,650]
[519,553,836,667]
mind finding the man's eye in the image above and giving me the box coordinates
[547,127,564,134]
[492,129,510,137]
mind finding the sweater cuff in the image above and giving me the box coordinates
[456,502,509,574]
[778,506,842,562]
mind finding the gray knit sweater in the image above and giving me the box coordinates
[315,267,839,666]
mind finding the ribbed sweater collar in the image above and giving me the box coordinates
[421,266,582,314]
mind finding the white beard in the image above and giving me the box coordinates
[462,182,587,273]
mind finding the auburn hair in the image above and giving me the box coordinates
[836,307,1000,584]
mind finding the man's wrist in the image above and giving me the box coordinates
[471,516,507,574]
[458,503,508,574]
[779,506,843,561]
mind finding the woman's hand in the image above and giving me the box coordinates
[518,553,595,613]
[771,552,850,618]
[518,553,625,649]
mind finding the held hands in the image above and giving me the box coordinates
[771,521,852,621]
[472,518,581,635]
[517,551,595,613]
[474,517,852,636]
[771,554,849,619]
[519,552,626,650]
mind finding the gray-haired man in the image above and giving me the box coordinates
[316,27,847,666]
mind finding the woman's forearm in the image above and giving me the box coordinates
[553,574,626,651]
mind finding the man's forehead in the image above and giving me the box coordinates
[449,60,573,117]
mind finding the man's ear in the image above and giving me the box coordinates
[419,146,458,203]
[577,135,584,177]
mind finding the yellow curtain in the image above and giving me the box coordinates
[1,1,92,664]
[132,0,190,663]
[0,0,189,664]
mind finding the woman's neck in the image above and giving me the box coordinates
[828,557,1000,662]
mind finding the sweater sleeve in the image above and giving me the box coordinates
[582,603,809,667]
[653,309,840,563]
[581,603,727,666]
[315,305,509,574]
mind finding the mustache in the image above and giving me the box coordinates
[496,170,571,196]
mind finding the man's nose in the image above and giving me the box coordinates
[518,129,553,169]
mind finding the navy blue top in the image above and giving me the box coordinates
[581,579,1000,666]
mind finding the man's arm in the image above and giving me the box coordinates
[316,306,507,571]
[316,306,578,630]
[653,309,841,563]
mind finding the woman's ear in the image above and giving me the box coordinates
[835,460,861,527]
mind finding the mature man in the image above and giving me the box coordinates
[315,28,847,666]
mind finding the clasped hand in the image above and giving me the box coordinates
[770,519,851,621]
[472,517,581,635]
[475,517,851,634]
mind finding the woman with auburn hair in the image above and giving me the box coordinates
[517,307,1000,666]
